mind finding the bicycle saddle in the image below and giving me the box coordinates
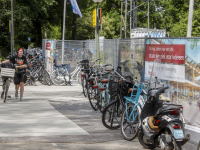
[100,79,109,83]
[87,78,95,82]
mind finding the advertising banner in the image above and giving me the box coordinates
[145,44,185,64]
[145,38,200,129]
[145,61,185,83]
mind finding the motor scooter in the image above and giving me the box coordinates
[137,86,190,150]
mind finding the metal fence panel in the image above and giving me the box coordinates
[120,39,145,81]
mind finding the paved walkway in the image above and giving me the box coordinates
[0,80,197,149]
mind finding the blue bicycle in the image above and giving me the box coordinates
[120,82,148,141]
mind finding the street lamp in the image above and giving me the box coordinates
[93,0,103,63]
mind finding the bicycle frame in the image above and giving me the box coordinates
[124,84,148,123]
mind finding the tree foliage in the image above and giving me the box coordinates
[0,0,200,57]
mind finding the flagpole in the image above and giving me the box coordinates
[62,0,67,64]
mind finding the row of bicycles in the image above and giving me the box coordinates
[80,59,190,150]
[25,52,52,86]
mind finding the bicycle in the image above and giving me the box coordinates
[0,63,15,103]
[51,59,71,86]
[101,70,135,129]
[120,81,148,141]
[26,56,51,86]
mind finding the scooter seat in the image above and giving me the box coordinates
[156,105,180,116]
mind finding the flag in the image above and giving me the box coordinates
[70,0,82,17]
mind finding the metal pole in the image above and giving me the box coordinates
[120,0,123,38]
[177,82,178,103]
[125,0,127,38]
[148,0,150,28]
[10,21,12,55]
[96,3,100,64]
[135,0,137,28]
[11,0,14,56]
[62,0,67,64]
[130,0,132,32]
[187,0,194,37]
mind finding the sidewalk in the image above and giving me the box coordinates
[0,81,197,150]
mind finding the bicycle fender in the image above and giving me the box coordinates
[136,105,142,127]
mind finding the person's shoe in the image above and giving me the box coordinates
[15,92,18,99]
[1,92,4,99]
[20,96,23,101]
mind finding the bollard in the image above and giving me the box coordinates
[197,140,200,150]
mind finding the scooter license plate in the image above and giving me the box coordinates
[174,130,184,139]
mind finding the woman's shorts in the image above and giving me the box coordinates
[14,73,27,85]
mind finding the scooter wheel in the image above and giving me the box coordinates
[138,130,156,149]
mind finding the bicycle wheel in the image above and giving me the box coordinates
[37,70,45,85]
[121,103,139,141]
[102,93,123,129]
[4,79,10,103]
[43,70,51,86]
[87,85,98,111]
[98,91,108,113]
[51,69,65,85]
[82,76,88,97]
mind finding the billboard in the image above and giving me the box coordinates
[145,44,185,64]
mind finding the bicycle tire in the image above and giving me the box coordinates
[81,76,86,97]
[4,79,10,103]
[43,70,51,86]
[51,69,65,85]
[82,76,88,97]
[99,91,108,113]
[37,70,45,85]
[87,85,98,111]
[102,93,123,129]
[121,103,139,141]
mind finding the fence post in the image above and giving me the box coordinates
[142,36,148,82]
[103,39,105,65]
[113,39,115,69]
[118,38,121,67]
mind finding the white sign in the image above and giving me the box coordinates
[145,61,185,83]
[131,29,166,38]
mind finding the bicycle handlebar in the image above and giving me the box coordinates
[114,70,126,81]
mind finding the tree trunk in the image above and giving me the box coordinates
[72,13,77,40]
[34,14,42,47]
[58,0,64,40]
[45,23,47,39]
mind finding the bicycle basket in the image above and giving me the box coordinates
[121,80,134,97]
[79,59,89,69]
[1,68,15,78]
[109,80,119,93]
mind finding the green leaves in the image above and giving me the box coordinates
[1,0,200,58]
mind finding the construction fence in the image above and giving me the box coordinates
[42,37,200,128]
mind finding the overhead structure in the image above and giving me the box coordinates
[120,0,150,38]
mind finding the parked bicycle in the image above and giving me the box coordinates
[0,63,15,103]
[51,59,71,86]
